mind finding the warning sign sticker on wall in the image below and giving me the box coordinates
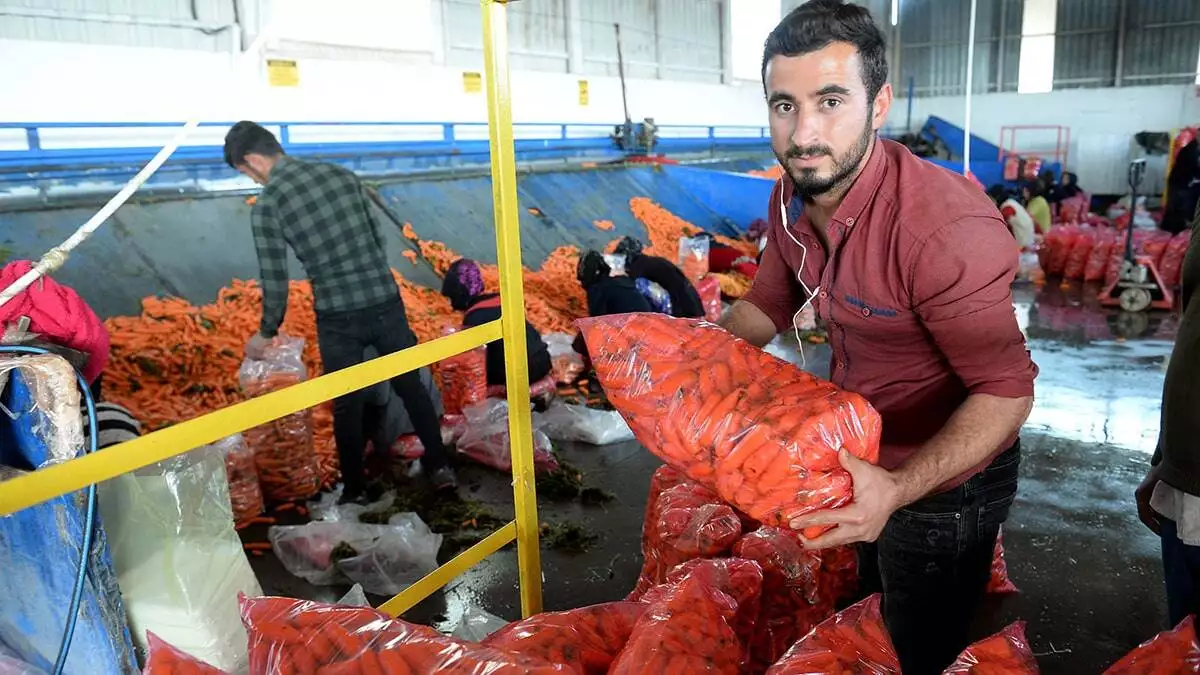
[578,80,589,106]
[463,72,483,93]
[267,59,299,87]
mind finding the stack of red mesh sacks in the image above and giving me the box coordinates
[1106,229,1174,288]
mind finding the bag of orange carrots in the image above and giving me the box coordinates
[433,329,488,415]
[731,527,825,673]
[482,602,646,675]
[238,336,321,503]
[143,632,229,675]
[456,399,560,474]
[817,544,859,609]
[943,622,1039,674]
[613,558,763,674]
[240,595,571,675]
[764,593,898,675]
[696,275,723,322]
[578,313,882,535]
[214,434,264,530]
[1103,615,1200,674]
[987,528,1018,595]
[678,235,711,283]
[630,481,744,598]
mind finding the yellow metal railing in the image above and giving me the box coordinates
[0,0,543,619]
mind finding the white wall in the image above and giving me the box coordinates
[0,39,766,127]
[893,85,1200,194]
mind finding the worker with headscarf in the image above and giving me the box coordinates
[572,250,654,361]
[613,236,705,318]
[441,258,552,387]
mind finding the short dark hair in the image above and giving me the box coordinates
[223,121,283,168]
[762,0,888,99]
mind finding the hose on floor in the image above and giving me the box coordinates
[0,345,98,675]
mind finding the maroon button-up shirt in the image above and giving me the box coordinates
[743,139,1037,486]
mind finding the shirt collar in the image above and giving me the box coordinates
[783,135,888,229]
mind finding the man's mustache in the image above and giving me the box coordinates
[786,145,833,159]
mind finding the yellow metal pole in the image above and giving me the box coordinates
[481,0,543,617]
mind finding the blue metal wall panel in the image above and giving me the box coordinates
[661,166,775,231]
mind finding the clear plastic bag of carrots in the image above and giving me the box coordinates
[578,313,882,533]
[214,434,264,530]
[1103,615,1200,674]
[986,528,1018,595]
[238,336,321,503]
[143,631,229,674]
[545,332,586,384]
[764,593,898,675]
[612,558,763,675]
[633,481,744,594]
[678,235,711,283]
[482,602,646,675]
[457,399,560,474]
[731,527,825,673]
[943,622,1039,674]
[434,336,489,416]
[240,595,572,675]
[696,275,723,322]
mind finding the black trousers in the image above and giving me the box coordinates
[316,299,448,494]
[858,441,1020,675]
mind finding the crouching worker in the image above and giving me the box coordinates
[572,250,653,362]
[613,236,705,318]
[441,258,552,387]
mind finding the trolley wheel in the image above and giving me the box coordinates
[1119,287,1152,313]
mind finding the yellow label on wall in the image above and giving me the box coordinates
[463,71,482,93]
[578,80,589,106]
[266,59,299,87]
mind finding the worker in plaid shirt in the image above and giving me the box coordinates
[224,121,457,497]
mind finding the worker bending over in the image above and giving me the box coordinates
[440,258,552,387]
[224,121,455,498]
[573,250,653,361]
[613,236,704,318]
[720,3,1037,672]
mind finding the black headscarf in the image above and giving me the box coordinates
[577,250,610,289]
[613,236,644,266]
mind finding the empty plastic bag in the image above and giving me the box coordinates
[536,401,634,446]
[457,399,560,473]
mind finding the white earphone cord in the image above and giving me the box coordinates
[779,189,820,369]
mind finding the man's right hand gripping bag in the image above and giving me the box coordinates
[577,313,882,535]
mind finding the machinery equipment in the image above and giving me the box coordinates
[1100,159,1174,313]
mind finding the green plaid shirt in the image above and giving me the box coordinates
[252,157,399,336]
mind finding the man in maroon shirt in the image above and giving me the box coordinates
[720,2,1037,672]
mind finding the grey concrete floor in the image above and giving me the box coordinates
[250,282,1177,674]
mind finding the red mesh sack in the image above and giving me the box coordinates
[943,622,1038,674]
[1103,615,1200,674]
[1062,227,1096,280]
[696,275,723,322]
[1158,231,1191,288]
[1042,227,1077,277]
[240,595,569,675]
[765,593,898,675]
[1144,233,1172,269]
[629,480,744,598]
[987,528,1018,594]
[1084,230,1115,283]
[731,527,825,672]
[482,602,646,675]
[143,631,229,674]
[613,559,763,675]
[578,313,881,536]
[435,345,488,415]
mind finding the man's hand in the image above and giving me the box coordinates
[245,333,272,360]
[1135,463,1163,535]
[790,449,905,550]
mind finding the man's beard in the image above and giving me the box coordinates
[776,114,875,199]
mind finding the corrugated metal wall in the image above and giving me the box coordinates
[0,0,237,51]
[895,0,1018,96]
[1123,0,1200,87]
[443,0,571,73]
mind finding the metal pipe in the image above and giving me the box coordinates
[615,23,631,124]
[997,0,1008,92]
[0,5,231,32]
[906,76,914,133]
[1114,0,1128,87]
[962,0,978,176]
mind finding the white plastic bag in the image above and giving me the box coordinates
[336,584,369,608]
[456,399,559,473]
[452,606,509,642]
[268,514,442,595]
[97,446,261,673]
[536,401,634,446]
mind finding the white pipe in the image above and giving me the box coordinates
[0,5,231,32]
[962,0,978,176]
[0,30,272,312]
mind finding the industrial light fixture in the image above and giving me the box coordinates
[891,0,899,26]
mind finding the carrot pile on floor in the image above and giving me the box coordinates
[101,198,757,488]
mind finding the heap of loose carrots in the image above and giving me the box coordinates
[578,313,882,534]
[748,165,784,180]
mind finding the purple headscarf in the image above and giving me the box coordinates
[442,258,485,311]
